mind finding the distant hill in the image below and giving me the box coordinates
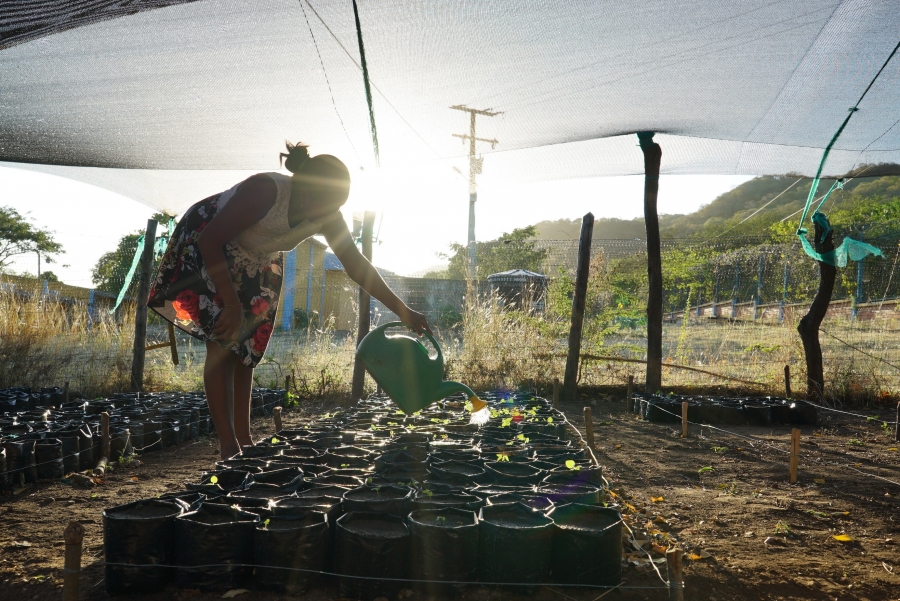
[531,175,900,240]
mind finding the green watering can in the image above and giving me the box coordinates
[356,322,487,416]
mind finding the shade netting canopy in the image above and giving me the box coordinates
[2,0,900,211]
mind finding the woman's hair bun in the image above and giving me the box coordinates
[280,141,310,174]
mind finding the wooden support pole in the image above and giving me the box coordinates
[666,547,684,601]
[563,213,594,400]
[894,401,899,442]
[167,322,179,366]
[284,375,292,399]
[797,217,835,403]
[101,412,111,460]
[681,401,689,438]
[63,381,69,404]
[583,407,595,449]
[627,375,634,411]
[552,378,560,408]
[784,365,792,398]
[273,406,283,434]
[351,211,377,404]
[62,521,84,601]
[639,132,663,394]
[130,219,158,392]
[789,428,800,484]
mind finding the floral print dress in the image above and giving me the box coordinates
[148,172,339,367]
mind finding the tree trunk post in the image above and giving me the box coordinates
[797,217,835,403]
[583,407,595,449]
[351,211,377,403]
[784,365,792,398]
[666,546,684,601]
[62,521,84,601]
[639,132,663,393]
[273,406,283,434]
[130,219,157,392]
[101,411,111,460]
[626,375,634,411]
[552,378,560,408]
[681,401,689,438]
[563,213,594,400]
[789,428,800,484]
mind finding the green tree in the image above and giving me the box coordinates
[0,206,63,271]
[439,226,549,279]
[91,213,175,294]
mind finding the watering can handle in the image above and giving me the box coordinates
[378,321,443,364]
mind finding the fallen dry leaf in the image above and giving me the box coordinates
[814,478,825,484]
[651,496,664,503]
[221,590,249,599]
[833,534,853,542]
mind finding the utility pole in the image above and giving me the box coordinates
[451,105,501,280]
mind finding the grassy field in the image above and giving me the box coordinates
[3,286,900,407]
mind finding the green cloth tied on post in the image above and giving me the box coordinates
[109,218,175,313]
[798,210,883,268]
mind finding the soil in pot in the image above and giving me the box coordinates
[408,508,479,597]
[335,512,409,600]
[254,513,329,594]
[173,504,259,591]
[103,499,184,594]
[478,502,553,593]
[548,504,623,586]
[341,485,412,516]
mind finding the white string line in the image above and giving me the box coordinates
[713,177,803,238]
[649,404,900,487]
[99,561,663,589]
[558,409,668,586]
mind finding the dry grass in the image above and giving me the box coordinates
[4,278,899,407]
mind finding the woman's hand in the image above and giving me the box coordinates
[211,305,244,343]
[399,307,433,337]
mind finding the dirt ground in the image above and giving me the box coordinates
[2,392,899,601]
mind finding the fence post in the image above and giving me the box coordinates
[563,213,594,400]
[639,132,663,394]
[666,547,684,601]
[306,242,315,313]
[753,254,763,320]
[87,289,95,330]
[282,248,297,330]
[789,428,800,483]
[681,401,688,438]
[273,406,283,434]
[784,365,792,398]
[552,378,560,408]
[854,249,864,319]
[62,521,84,601]
[779,262,789,323]
[731,266,739,319]
[130,219,157,392]
[712,272,719,317]
[351,212,376,402]
[894,401,899,442]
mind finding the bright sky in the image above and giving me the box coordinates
[0,165,750,286]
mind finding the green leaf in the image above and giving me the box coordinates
[546,417,554,424]
[565,459,576,469]
[210,475,218,484]
[698,466,714,474]
[271,437,279,444]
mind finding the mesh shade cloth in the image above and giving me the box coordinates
[2,0,900,210]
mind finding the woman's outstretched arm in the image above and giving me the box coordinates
[320,215,432,335]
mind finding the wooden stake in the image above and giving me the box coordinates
[274,406,283,434]
[789,428,800,484]
[62,521,84,601]
[681,401,688,438]
[552,378,560,408]
[63,381,69,404]
[284,375,291,400]
[167,322,179,366]
[583,407,595,449]
[563,213,594,401]
[784,365,792,398]
[626,375,634,411]
[351,211,377,401]
[894,401,899,442]
[101,411,111,460]
[130,218,158,392]
[666,546,684,601]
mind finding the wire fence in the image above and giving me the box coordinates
[4,228,900,403]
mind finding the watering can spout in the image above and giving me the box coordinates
[435,381,488,418]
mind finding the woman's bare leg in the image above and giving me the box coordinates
[233,356,254,449]
[204,340,239,459]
